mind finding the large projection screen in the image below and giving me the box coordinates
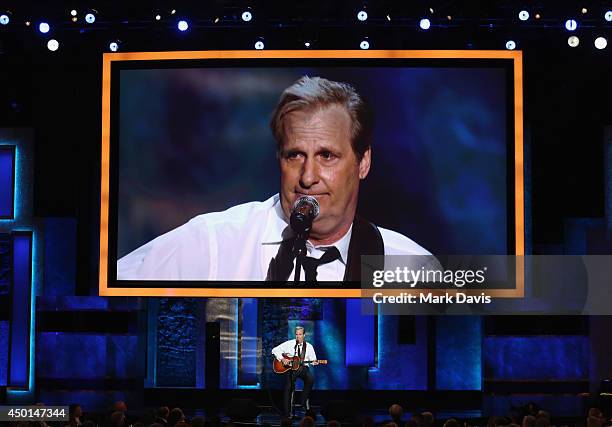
[99,50,524,297]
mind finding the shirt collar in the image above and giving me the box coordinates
[262,194,352,265]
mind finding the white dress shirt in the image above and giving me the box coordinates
[272,339,317,363]
[117,194,433,280]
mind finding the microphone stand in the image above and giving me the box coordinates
[293,231,308,285]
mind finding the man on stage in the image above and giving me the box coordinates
[272,326,319,417]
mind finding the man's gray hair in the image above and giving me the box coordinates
[270,76,372,161]
[295,326,305,334]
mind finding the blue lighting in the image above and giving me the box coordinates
[565,19,578,31]
[605,11,612,22]
[518,10,529,21]
[177,20,188,31]
[7,232,35,397]
[241,11,252,22]
[0,146,15,219]
[0,145,21,223]
[0,14,9,25]
[38,22,50,33]
[346,299,375,366]
[85,13,95,24]
[419,18,431,30]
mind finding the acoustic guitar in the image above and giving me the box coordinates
[273,353,328,374]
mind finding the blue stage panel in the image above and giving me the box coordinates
[0,233,9,296]
[484,336,588,380]
[37,333,139,378]
[239,298,258,385]
[0,321,8,386]
[43,218,76,295]
[345,299,375,366]
[9,232,32,387]
[436,316,482,390]
[368,315,428,390]
[0,146,15,219]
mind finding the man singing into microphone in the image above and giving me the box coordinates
[118,76,432,281]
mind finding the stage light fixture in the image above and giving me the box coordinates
[1,12,11,25]
[241,10,252,22]
[357,10,368,21]
[360,39,369,50]
[519,10,529,21]
[70,9,77,16]
[171,9,176,15]
[177,20,188,31]
[568,36,580,47]
[565,19,577,31]
[155,14,161,21]
[109,41,120,52]
[505,40,516,50]
[605,11,612,22]
[447,15,452,20]
[47,39,59,51]
[581,8,587,14]
[386,15,391,21]
[535,13,541,19]
[304,41,311,48]
[429,8,434,14]
[71,17,77,22]
[254,37,264,50]
[419,18,431,30]
[25,21,30,26]
[594,37,607,50]
[39,22,50,33]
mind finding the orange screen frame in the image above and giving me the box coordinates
[99,49,524,298]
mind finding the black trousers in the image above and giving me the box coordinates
[283,366,314,416]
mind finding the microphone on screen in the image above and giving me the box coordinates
[290,195,320,235]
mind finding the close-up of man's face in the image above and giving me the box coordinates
[295,328,305,343]
[279,104,371,244]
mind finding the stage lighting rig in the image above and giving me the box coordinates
[357,10,368,22]
[594,37,607,50]
[109,40,121,51]
[39,22,50,33]
[47,39,59,51]
[1,11,11,25]
[505,40,516,50]
[419,18,431,30]
[254,37,264,50]
[177,20,188,31]
[568,36,580,47]
[518,10,529,21]
[85,11,96,24]
[241,9,252,22]
[360,38,369,49]
[565,19,577,31]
